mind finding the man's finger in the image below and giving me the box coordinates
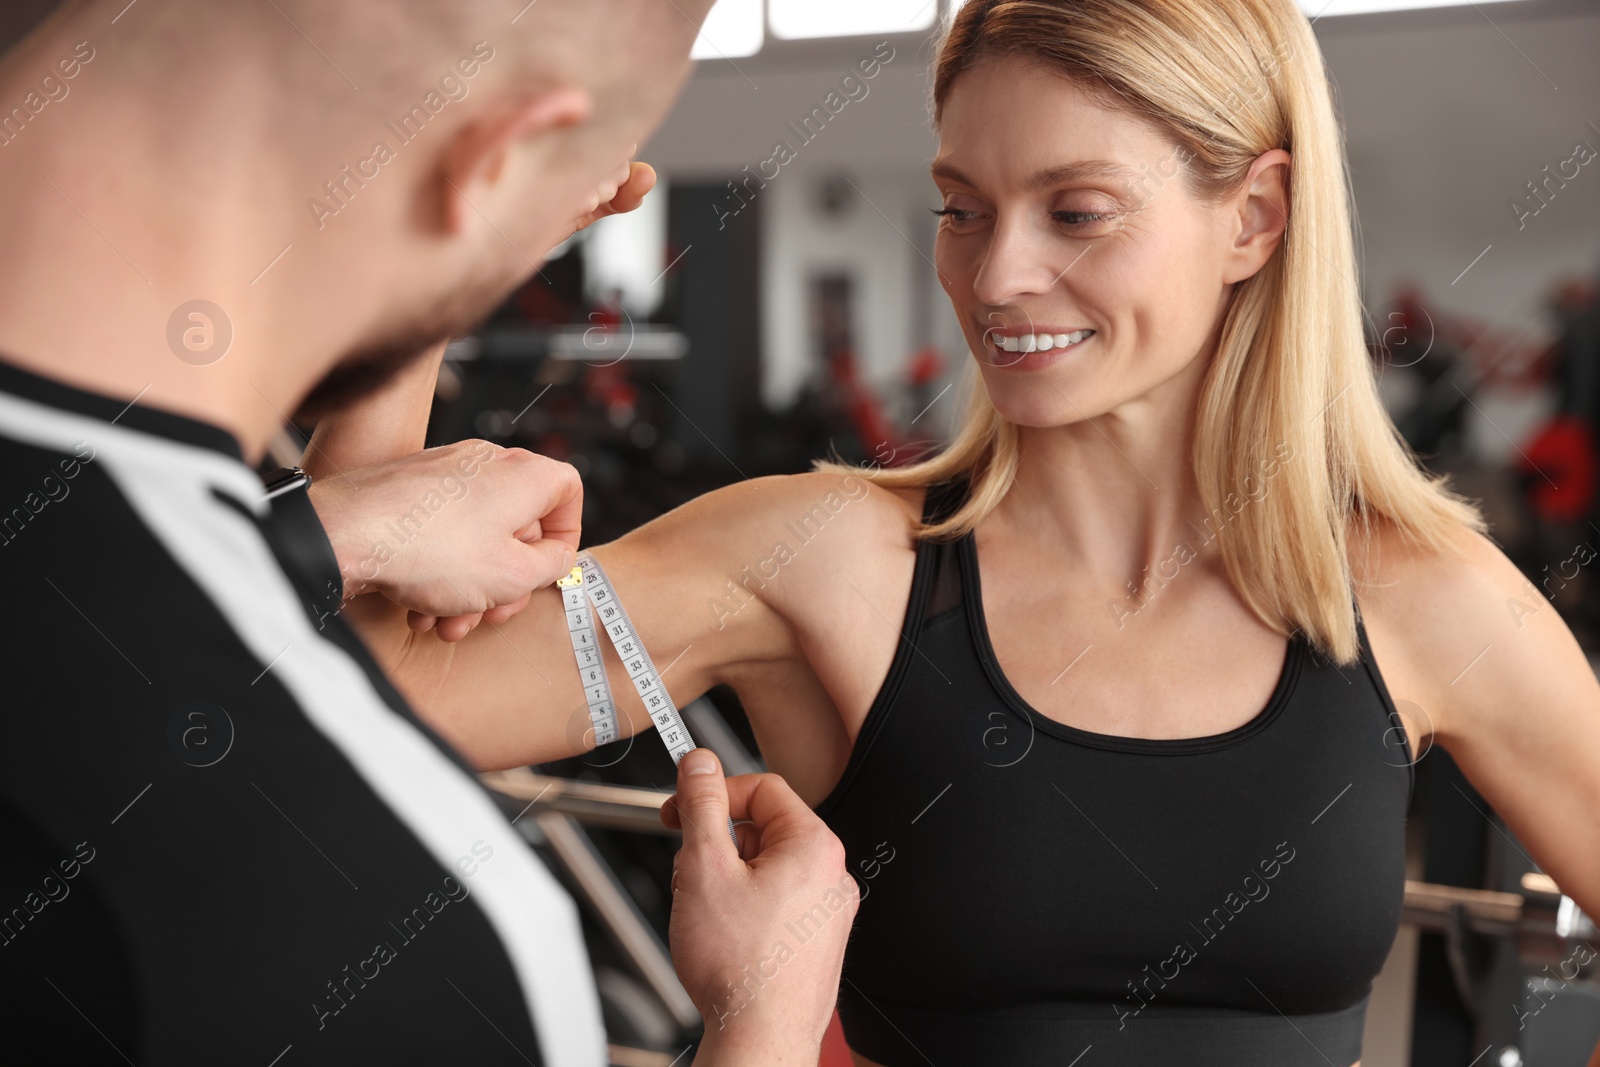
[509,454,581,554]
[662,774,799,831]
[717,773,824,856]
[483,593,532,625]
[509,538,577,592]
[436,612,482,642]
[608,161,657,215]
[672,749,738,865]
[733,820,761,861]
[568,161,658,234]
[407,610,439,633]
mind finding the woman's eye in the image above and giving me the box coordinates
[930,206,1118,230]
[1052,210,1117,226]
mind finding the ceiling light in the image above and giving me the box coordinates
[691,0,763,61]
[769,0,939,40]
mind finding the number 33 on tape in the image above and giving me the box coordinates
[557,551,739,846]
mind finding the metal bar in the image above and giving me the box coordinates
[484,769,675,835]
[534,810,701,1030]
[1401,881,1525,936]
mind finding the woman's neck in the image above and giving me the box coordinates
[993,376,1215,587]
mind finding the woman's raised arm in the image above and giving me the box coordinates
[345,471,816,769]
[298,339,839,769]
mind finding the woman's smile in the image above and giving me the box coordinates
[982,326,1097,369]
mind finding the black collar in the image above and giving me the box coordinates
[0,356,245,461]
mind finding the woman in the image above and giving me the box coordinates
[312,1,1600,1064]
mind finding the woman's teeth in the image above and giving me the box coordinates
[994,329,1094,353]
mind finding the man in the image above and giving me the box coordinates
[0,2,854,1064]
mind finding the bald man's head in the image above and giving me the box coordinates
[0,0,710,424]
[38,0,698,149]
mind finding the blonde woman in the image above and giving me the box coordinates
[309,1,1600,1064]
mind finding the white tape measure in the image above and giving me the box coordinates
[558,551,739,846]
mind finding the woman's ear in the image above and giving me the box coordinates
[434,86,594,235]
[1222,148,1291,285]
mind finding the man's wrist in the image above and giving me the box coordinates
[305,479,368,600]
[260,467,349,627]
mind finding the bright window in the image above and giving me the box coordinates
[769,0,939,40]
[691,0,764,60]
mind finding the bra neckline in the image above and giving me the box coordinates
[957,530,1304,755]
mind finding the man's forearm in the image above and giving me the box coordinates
[301,339,448,592]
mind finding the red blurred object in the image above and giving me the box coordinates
[818,1009,853,1067]
[589,290,624,332]
[582,361,637,410]
[1384,283,1560,389]
[1520,414,1597,523]
[906,344,946,387]
[829,347,905,464]
[515,276,575,324]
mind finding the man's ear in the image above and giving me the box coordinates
[436,86,594,235]
[1222,148,1291,285]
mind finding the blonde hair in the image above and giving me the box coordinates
[814,0,1486,665]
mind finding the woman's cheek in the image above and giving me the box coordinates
[934,235,958,286]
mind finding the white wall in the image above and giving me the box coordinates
[758,169,967,426]
[645,48,967,426]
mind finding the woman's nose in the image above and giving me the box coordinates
[970,214,1069,307]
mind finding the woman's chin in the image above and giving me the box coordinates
[980,368,1106,429]
[986,393,1098,429]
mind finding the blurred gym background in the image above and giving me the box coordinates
[401,2,1600,1061]
[10,1,1597,1064]
[447,4,1600,1063]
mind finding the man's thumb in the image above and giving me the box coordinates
[674,749,735,859]
[515,539,577,590]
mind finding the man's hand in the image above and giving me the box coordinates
[568,157,655,237]
[662,750,858,1064]
[307,441,581,642]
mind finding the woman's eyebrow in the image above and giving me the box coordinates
[930,159,1141,189]
[1024,161,1142,188]
[930,160,976,185]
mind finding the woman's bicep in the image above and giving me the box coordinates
[411,477,800,769]
[380,577,596,769]
[584,482,806,724]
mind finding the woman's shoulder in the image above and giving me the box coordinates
[632,470,931,626]
[1349,511,1555,735]
[1348,512,1517,625]
[757,470,933,555]
[617,470,930,559]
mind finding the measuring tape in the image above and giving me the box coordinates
[558,550,739,847]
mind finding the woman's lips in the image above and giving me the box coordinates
[981,329,1095,369]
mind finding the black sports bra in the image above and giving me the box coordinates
[813,476,1414,1066]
